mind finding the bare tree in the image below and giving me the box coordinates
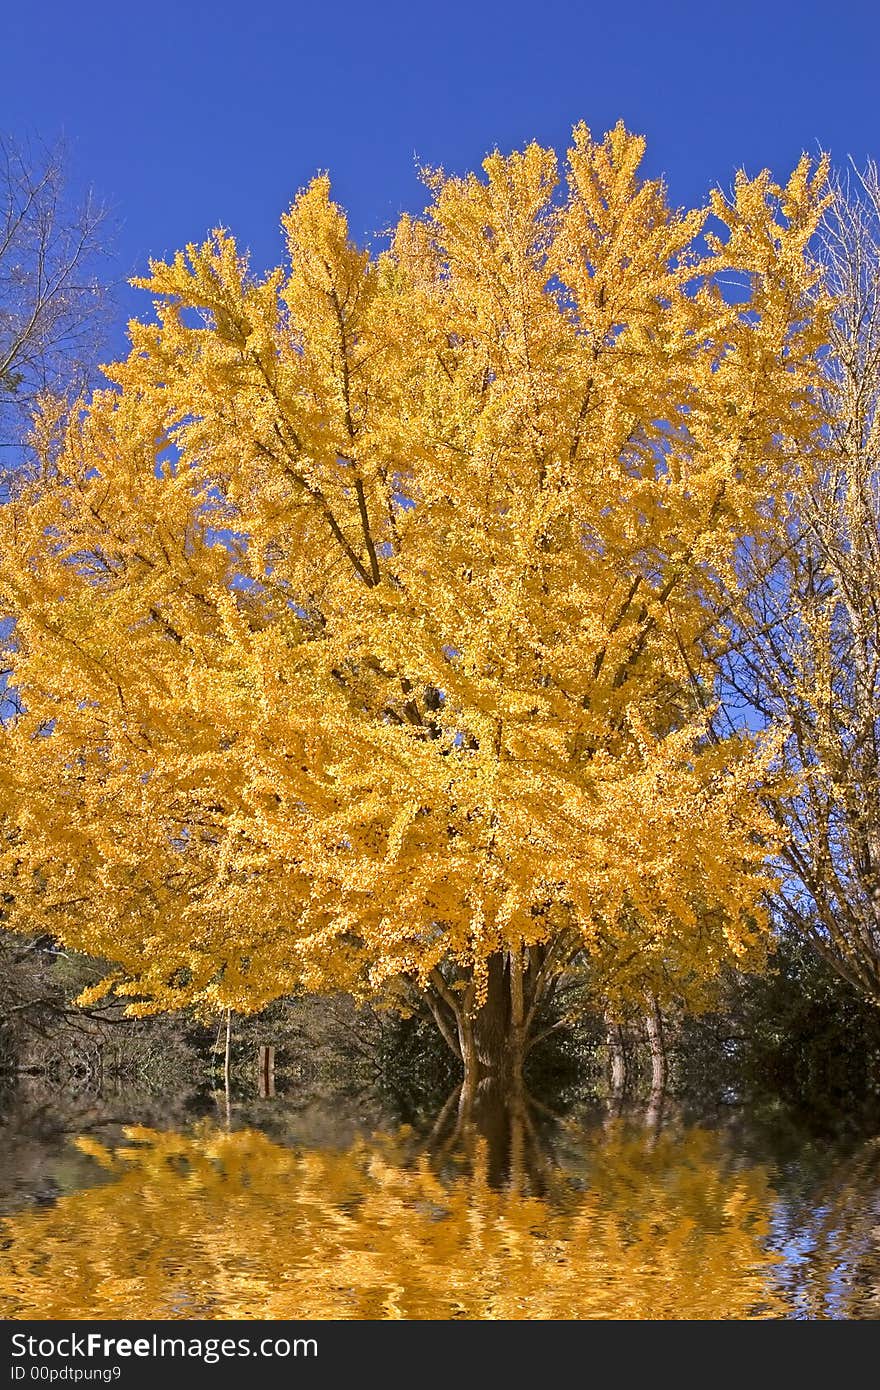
[0,135,111,455]
[715,160,880,1002]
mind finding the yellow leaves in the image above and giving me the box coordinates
[0,1122,791,1320]
[74,975,121,1008]
[433,140,559,270]
[779,151,832,236]
[281,174,368,300]
[132,231,257,351]
[0,122,831,1020]
[564,120,648,230]
[279,176,377,448]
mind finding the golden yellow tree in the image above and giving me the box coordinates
[0,124,831,1086]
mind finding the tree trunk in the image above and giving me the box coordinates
[645,995,667,1095]
[454,951,517,1084]
[428,945,566,1095]
[606,1012,627,1100]
[473,951,514,1077]
[429,953,527,1186]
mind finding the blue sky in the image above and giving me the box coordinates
[4,0,879,353]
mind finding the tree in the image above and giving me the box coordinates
[0,124,831,1092]
[715,162,880,1004]
[0,135,109,458]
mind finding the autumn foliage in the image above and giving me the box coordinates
[0,1121,788,1319]
[0,124,831,1077]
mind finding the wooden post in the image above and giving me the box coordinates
[258,1045,275,1098]
[509,947,524,1083]
[224,1009,232,1097]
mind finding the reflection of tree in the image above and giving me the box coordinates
[0,1120,789,1319]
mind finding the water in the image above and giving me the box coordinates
[2,1078,879,1319]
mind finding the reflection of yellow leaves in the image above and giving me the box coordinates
[121,1126,162,1143]
[71,1137,116,1170]
[0,1122,791,1321]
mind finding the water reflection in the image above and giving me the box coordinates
[2,1078,879,1320]
[0,1122,779,1317]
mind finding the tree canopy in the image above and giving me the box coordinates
[0,124,831,1074]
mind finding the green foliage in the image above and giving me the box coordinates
[679,933,880,1101]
